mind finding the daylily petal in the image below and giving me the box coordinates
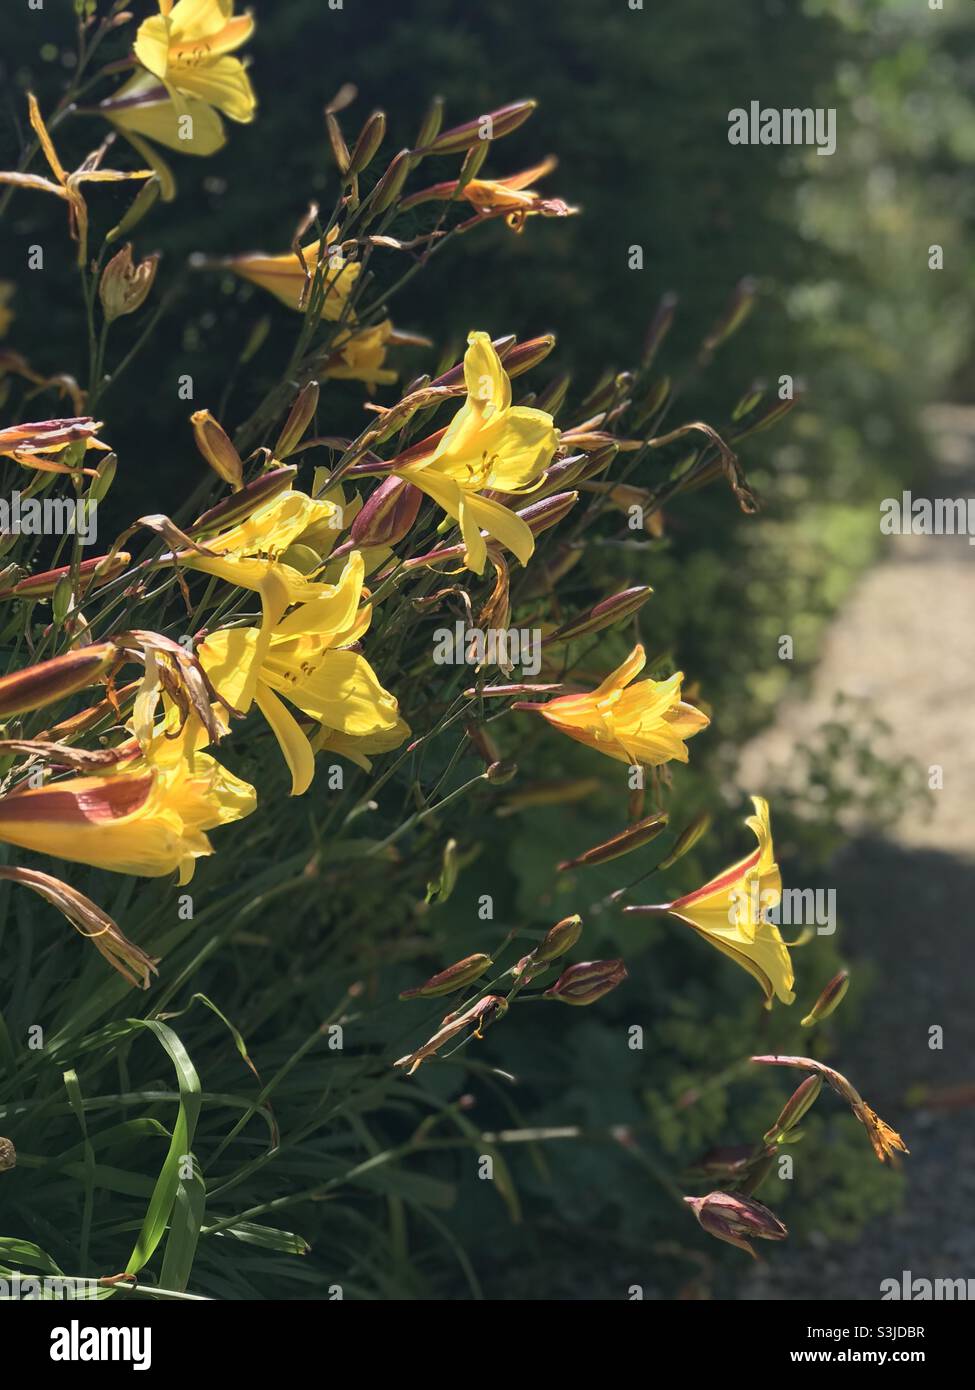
[254,681,315,796]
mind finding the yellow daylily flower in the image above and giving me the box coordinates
[527,643,709,767]
[133,0,256,124]
[184,481,343,604]
[197,551,406,795]
[0,95,153,264]
[0,716,255,884]
[310,719,411,773]
[322,320,398,389]
[99,72,225,200]
[226,227,360,319]
[395,331,558,574]
[626,797,795,1008]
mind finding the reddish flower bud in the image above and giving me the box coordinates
[399,952,493,1000]
[685,1191,787,1258]
[351,476,422,547]
[558,812,668,871]
[191,466,298,537]
[0,643,116,717]
[417,100,537,155]
[191,410,243,491]
[801,970,850,1028]
[274,382,319,458]
[348,110,387,177]
[1,552,130,601]
[544,958,627,1006]
[544,585,652,647]
[516,489,579,535]
[530,913,582,965]
[764,1074,823,1143]
[370,148,412,214]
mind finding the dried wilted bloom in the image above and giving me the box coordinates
[99,243,160,322]
[403,156,577,233]
[751,1055,909,1164]
[0,864,158,988]
[0,1136,15,1173]
[685,1191,787,1258]
[0,417,109,473]
[0,95,153,264]
[394,995,508,1075]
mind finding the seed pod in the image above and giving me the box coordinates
[399,952,493,1000]
[543,958,627,1006]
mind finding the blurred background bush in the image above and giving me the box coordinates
[1,0,972,1299]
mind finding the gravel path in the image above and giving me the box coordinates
[736,405,975,1300]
